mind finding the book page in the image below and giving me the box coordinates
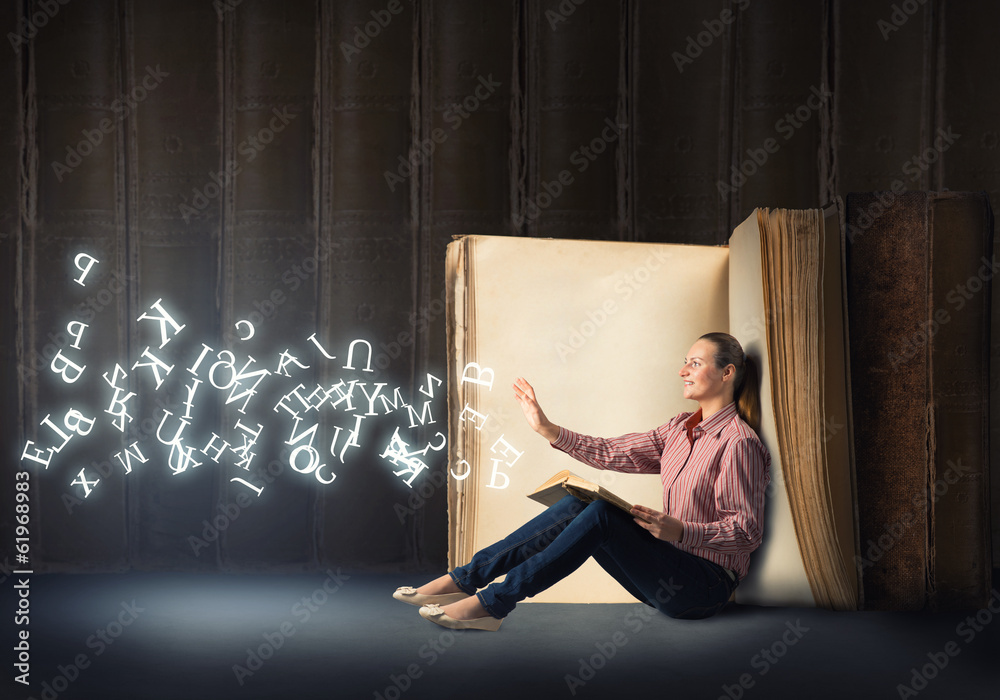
[450,235,728,603]
[728,212,815,607]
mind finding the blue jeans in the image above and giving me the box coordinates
[449,495,737,620]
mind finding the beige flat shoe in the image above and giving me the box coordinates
[418,603,503,631]
[392,586,469,607]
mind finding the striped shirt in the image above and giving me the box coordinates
[551,401,770,581]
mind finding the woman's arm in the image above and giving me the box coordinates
[514,377,671,474]
[512,377,560,442]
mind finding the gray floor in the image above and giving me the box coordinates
[1,571,997,700]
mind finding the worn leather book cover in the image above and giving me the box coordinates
[938,2,1000,571]
[847,191,993,610]
[927,192,993,609]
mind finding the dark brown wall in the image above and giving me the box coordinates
[2,0,998,574]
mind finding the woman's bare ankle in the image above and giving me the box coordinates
[415,574,463,595]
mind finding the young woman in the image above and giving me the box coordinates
[394,332,771,630]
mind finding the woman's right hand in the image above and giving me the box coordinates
[513,377,560,443]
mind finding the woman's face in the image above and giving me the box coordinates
[679,339,730,403]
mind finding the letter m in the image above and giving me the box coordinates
[405,400,435,428]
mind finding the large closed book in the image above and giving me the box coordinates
[445,206,860,610]
[846,191,993,610]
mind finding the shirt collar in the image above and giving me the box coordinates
[685,402,739,442]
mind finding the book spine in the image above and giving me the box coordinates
[928,192,993,609]
[525,0,622,240]
[632,0,733,244]
[731,0,826,219]
[28,0,129,571]
[221,0,319,570]
[418,0,515,566]
[1,0,23,562]
[936,1,1000,571]
[833,0,935,194]
[846,191,931,610]
[319,0,420,568]
[127,0,224,569]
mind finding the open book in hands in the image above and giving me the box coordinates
[527,470,653,522]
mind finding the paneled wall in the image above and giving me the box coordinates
[2,0,998,573]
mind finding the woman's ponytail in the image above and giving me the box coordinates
[698,332,763,434]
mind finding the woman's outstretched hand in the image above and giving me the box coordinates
[513,377,560,443]
[631,505,684,542]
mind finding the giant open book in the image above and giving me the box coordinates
[445,207,860,610]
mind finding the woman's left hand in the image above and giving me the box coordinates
[631,505,684,542]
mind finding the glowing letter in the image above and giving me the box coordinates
[114,442,149,474]
[103,364,136,432]
[51,350,86,384]
[137,298,186,348]
[230,477,263,497]
[359,382,387,416]
[187,343,214,376]
[168,442,203,475]
[182,378,202,419]
[377,386,407,414]
[286,416,320,448]
[274,384,313,419]
[450,459,471,481]
[201,433,231,462]
[405,401,435,428]
[156,410,190,446]
[343,339,375,373]
[327,380,358,412]
[235,319,255,340]
[461,362,495,390]
[66,321,88,349]
[225,356,270,414]
[485,458,510,490]
[64,409,96,437]
[490,434,523,468]
[419,373,443,398]
[289,445,322,474]
[73,253,99,286]
[21,441,54,469]
[458,403,487,431]
[71,468,100,497]
[275,350,309,377]
[307,332,336,359]
[132,347,174,389]
[39,413,72,452]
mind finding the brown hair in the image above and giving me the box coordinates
[698,332,762,434]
